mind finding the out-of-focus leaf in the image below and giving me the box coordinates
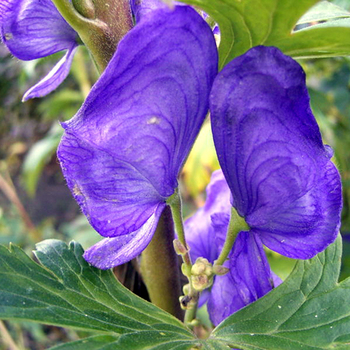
[38,89,83,121]
[22,123,63,197]
[297,1,350,24]
[183,120,220,198]
[180,0,350,68]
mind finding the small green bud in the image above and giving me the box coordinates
[192,274,213,292]
[191,258,213,277]
[182,283,190,295]
[213,264,229,275]
[179,295,197,310]
[173,239,188,255]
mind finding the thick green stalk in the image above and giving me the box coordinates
[215,207,250,267]
[51,0,133,72]
[140,206,184,320]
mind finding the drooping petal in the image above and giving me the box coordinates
[210,46,342,259]
[207,231,274,326]
[23,45,78,101]
[185,170,231,264]
[58,6,217,243]
[0,0,78,60]
[83,204,165,269]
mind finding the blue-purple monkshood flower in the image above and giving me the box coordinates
[57,5,218,270]
[211,46,342,261]
[0,0,80,101]
[185,170,281,326]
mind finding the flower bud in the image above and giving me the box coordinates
[173,239,188,255]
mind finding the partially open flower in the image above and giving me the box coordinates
[0,0,80,100]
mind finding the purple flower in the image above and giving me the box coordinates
[185,170,280,326]
[0,0,79,100]
[57,5,218,269]
[211,46,342,261]
[130,0,176,22]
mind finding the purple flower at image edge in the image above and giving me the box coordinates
[190,46,342,325]
[57,5,218,270]
[0,0,80,100]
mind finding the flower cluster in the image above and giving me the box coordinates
[2,0,343,327]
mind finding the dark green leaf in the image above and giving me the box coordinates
[180,0,350,67]
[210,235,350,349]
[0,240,192,339]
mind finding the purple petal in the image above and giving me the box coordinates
[207,231,274,326]
[1,0,78,60]
[130,0,172,22]
[58,6,217,240]
[210,46,342,259]
[185,170,231,264]
[23,45,78,101]
[83,204,165,269]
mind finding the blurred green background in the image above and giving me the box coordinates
[1,3,350,348]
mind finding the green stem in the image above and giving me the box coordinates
[167,189,199,325]
[215,207,250,266]
[140,206,184,320]
[51,0,132,72]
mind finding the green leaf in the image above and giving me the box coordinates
[180,0,350,67]
[22,123,63,197]
[0,240,194,340]
[297,1,350,24]
[210,235,350,349]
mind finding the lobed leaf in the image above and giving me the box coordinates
[210,234,350,349]
[0,240,192,338]
[180,0,350,68]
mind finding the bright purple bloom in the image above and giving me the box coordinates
[57,5,218,269]
[0,0,79,100]
[211,46,342,261]
[185,170,280,325]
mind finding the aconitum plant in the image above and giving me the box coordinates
[1,1,349,349]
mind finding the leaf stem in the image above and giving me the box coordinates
[215,207,249,267]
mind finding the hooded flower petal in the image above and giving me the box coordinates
[210,46,342,259]
[207,231,274,326]
[0,0,79,99]
[58,6,218,266]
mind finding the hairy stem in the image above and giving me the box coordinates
[215,207,250,266]
[51,0,132,72]
[141,206,184,320]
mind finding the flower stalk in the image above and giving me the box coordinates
[140,206,184,320]
[214,206,249,267]
[167,189,199,326]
